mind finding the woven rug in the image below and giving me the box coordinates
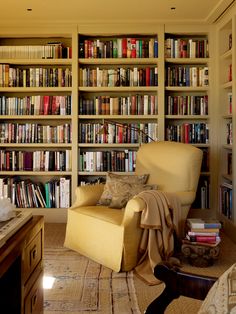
[44,247,141,314]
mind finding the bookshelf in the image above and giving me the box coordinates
[164,26,212,210]
[217,17,235,234]
[77,26,164,185]
[0,24,218,223]
[0,27,77,222]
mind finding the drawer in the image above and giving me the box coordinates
[23,230,43,283]
[24,270,43,314]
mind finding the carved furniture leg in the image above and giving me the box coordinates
[145,262,217,314]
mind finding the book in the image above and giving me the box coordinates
[186,234,220,244]
[187,231,219,237]
[188,227,220,233]
[182,238,221,248]
[187,218,222,229]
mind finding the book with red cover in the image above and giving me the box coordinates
[195,235,217,243]
[122,38,127,58]
[43,95,50,115]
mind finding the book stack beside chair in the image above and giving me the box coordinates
[181,218,222,267]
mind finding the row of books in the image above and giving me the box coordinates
[220,182,232,220]
[228,64,232,82]
[80,67,158,87]
[79,150,137,172]
[166,95,208,115]
[227,152,232,175]
[200,179,210,209]
[228,92,232,115]
[185,218,221,246]
[226,122,232,145]
[79,37,158,59]
[0,149,71,172]
[166,66,209,87]
[0,65,72,87]
[78,123,158,144]
[0,176,71,208]
[79,94,158,115]
[165,123,209,144]
[0,122,71,144]
[165,38,209,58]
[0,43,71,59]
[0,95,72,116]
[192,177,210,209]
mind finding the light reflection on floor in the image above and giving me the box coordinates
[43,275,55,289]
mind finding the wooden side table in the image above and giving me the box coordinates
[181,240,220,267]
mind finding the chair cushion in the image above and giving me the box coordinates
[98,172,149,207]
[73,205,124,225]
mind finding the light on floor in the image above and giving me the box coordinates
[43,275,55,289]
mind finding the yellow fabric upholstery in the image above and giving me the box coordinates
[64,141,203,272]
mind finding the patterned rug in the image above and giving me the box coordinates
[44,247,141,314]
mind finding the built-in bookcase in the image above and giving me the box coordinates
[217,17,235,231]
[163,27,211,210]
[77,30,162,185]
[0,29,75,222]
[0,24,217,223]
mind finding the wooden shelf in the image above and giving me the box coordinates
[78,86,158,92]
[165,115,208,120]
[0,58,72,65]
[165,58,209,64]
[78,58,158,65]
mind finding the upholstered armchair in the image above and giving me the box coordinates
[64,141,203,272]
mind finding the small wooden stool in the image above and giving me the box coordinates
[181,240,220,267]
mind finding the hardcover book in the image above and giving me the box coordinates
[187,218,222,229]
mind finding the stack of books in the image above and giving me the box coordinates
[184,218,222,246]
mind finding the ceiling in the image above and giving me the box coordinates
[0,0,235,25]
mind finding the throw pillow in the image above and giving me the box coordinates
[97,172,149,206]
[109,183,158,209]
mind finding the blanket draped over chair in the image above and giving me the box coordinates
[134,190,182,285]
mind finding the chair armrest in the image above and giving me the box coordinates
[126,197,146,212]
[70,184,105,208]
[121,197,146,226]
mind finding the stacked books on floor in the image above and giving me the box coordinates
[184,218,222,246]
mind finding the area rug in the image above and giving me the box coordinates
[44,247,141,314]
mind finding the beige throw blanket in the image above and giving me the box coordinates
[134,190,182,285]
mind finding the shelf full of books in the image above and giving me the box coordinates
[217,17,234,224]
[164,31,211,210]
[0,34,73,220]
[78,33,159,185]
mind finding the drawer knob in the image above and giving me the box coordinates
[30,245,37,265]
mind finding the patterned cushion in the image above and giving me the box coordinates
[198,263,236,314]
[97,172,149,208]
[109,183,158,209]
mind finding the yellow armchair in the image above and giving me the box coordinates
[64,141,203,272]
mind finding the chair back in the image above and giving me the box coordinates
[135,141,203,193]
